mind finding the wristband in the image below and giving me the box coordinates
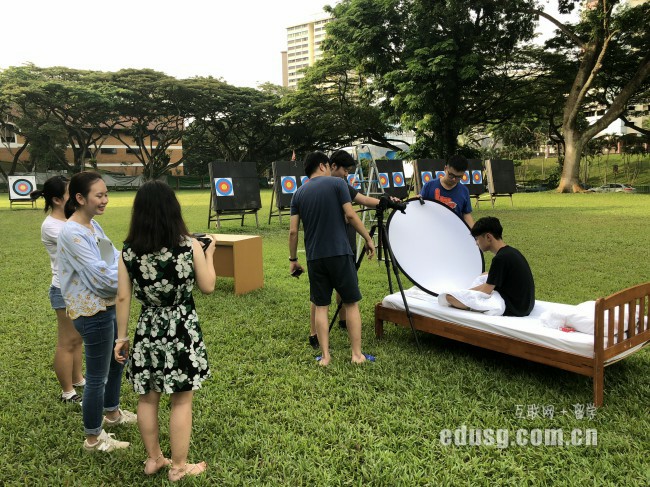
[289,257,298,262]
[115,337,130,344]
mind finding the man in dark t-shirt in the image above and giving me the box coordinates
[289,151,376,366]
[446,216,535,316]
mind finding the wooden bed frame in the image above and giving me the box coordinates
[374,282,650,406]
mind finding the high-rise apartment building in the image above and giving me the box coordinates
[282,14,331,89]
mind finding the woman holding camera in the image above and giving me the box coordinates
[114,180,215,481]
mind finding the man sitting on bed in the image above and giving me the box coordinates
[442,216,535,317]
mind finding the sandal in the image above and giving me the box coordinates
[168,461,207,482]
[143,453,171,475]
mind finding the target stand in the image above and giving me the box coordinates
[8,176,38,209]
[268,161,308,224]
[207,162,261,229]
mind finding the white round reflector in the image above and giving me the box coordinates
[386,199,484,296]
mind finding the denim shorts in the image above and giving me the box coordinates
[49,285,66,310]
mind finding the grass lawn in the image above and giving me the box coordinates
[0,188,649,486]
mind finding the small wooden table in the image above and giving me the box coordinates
[212,234,263,295]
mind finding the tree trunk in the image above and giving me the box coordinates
[557,130,583,193]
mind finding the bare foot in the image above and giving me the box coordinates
[317,356,331,366]
[351,354,367,364]
[168,462,207,482]
[144,454,171,475]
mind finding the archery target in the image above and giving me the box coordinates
[460,171,470,185]
[387,199,484,296]
[347,174,361,190]
[435,171,445,179]
[9,176,36,200]
[472,170,483,184]
[421,171,433,185]
[392,172,405,187]
[378,173,390,188]
[214,177,234,197]
[300,176,309,185]
[281,176,297,194]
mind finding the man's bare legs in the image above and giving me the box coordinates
[314,304,331,366]
[343,302,366,363]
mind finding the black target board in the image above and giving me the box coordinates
[208,161,261,212]
[414,159,446,193]
[272,160,309,208]
[375,159,409,199]
[485,159,516,195]
[467,159,485,196]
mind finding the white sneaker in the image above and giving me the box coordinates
[83,430,129,452]
[103,408,137,427]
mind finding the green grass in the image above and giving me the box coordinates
[1,189,649,486]
[515,154,650,187]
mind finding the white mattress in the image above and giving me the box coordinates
[382,287,596,357]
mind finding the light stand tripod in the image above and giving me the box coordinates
[329,198,421,349]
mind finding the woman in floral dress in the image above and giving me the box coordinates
[114,180,216,481]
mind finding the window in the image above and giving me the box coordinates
[0,125,16,143]
[100,148,117,154]
[126,148,140,154]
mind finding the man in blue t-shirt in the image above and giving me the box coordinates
[420,154,474,228]
[289,151,376,366]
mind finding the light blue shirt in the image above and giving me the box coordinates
[57,220,119,319]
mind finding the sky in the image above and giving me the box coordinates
[1,0,575,89]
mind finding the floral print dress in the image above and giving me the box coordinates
[122,237,210,394]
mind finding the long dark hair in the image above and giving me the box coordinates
[64,171,103,218]
[30,175,69,213]
[124,180,190,254]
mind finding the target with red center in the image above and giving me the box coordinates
[460,171,470,185]
[300,176,309,185]
[347,174,361,189]
[392,172,405,187]
[379,173,390,188]
[435,171,445,179]
[421,171,432,184]
[281,176,297,194]
[472,170,483,184]
[214,178,234,196]
[8,176,36,200]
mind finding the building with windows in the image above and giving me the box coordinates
[282,14,331,89]
[0,119,183,175]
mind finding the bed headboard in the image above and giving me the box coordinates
[595,282,650,359]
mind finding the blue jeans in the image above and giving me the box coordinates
[73,306,124,436]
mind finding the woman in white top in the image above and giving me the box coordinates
[31,176,85,403]
[58,171,136,453]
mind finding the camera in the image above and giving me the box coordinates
[191,233,213,253]
[377,194,407,213]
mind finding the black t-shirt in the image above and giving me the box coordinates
[486,246,535,317]
[289,176,353,261]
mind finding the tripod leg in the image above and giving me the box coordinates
[381,224,421,350]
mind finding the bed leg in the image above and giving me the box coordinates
[593,365,604,407]
[375,309,384,339]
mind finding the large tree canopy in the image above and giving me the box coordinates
[318,0,538,158]
[534,0,650,192]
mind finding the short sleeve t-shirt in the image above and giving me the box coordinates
[487,246,535,317]
[290,176,353,261]
[421,178,472,219]
[41,215,66,288]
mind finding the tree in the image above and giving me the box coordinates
[186,78,290,175]
[322,0,538,158]
[279,50,400,154]
[534,0,650,192]
[109,69,194,180]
